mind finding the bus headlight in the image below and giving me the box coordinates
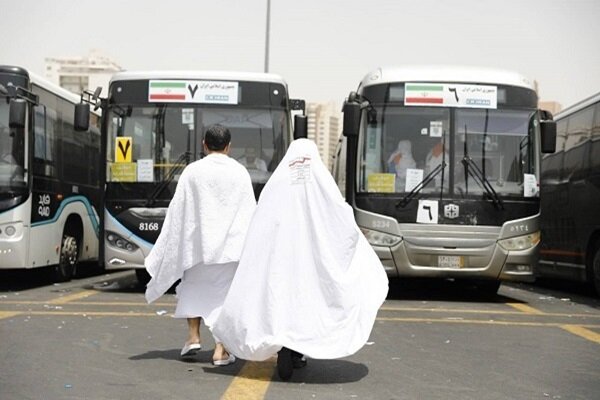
[360,227,402,247]
[0,223,21,238]
[106,231,139,252]
[498,231,540,251]
[4,225,16,236]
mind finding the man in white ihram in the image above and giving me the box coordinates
[144,124,256,366]
[212,138,389,380]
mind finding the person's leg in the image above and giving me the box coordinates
[213,342,227,361]
[186,317,202,345]
[180,317,202,357]
[212,338,235,365]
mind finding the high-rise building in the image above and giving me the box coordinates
[45,49,123,95]
[306,102,341,168]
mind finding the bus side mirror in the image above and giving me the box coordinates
[289,99,306,114]
[9,99,27,129]
[540,120,556,154]
[74,103,90,131]
[293,114,308,140]
[342,101,360,137]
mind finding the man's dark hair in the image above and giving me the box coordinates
[204,124,231,151]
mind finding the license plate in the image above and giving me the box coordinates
[438,255,463,268]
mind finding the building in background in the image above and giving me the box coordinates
[45,49,122,95]
[306,102,341,168]
[534,79,562,116]
[538,100,562,115]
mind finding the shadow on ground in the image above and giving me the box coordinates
[203,358,368,384]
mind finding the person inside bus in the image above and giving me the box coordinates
[387,139,416,191]
[239,146,268,171]
[144,124,256,366]
[0,127,17,164]
[211,137,389,381]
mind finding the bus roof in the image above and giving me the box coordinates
[358,66,536,91]
[110,70,288,86]
[0,65,83,106]
[29,71,84,105]
[554,91,600,121]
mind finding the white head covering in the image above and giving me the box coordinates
[212,139,388,360]
[387,139,417,177]
[144,154,256,303]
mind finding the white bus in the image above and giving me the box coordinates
[539,91,600,295]
[336,66,556,294]
[0,66,101,281]
[74,71,304,283]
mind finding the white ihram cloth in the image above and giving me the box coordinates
[144,153,256,305]
[212,139,389,361]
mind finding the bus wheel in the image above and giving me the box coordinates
[476,280,501,296]
[590,245,600,296]
[54,235,78,282]
[135,269,151,287]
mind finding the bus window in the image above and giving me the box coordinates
[564,105,593,179]
[591,103,600,171]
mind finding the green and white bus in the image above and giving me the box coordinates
[0,66,101,281]
[75,71,303,283]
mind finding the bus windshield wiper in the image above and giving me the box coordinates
[461,155,503,209]
[396,161,446,208]
[145,151,191,206]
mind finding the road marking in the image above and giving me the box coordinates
[506,303,544,314]
[48,290,99,304]
[379,306,598,319]
[0,311,21,320]
[560,325,600,344]
[221,360,275,400]
[3,311,600,330]
[376,317,600,329]
[8,310,159,317]
[0,300,175,307]
[1,303,598,319]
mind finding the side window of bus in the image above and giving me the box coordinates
[592,103,600,171]
[542,118,567,183]
[33,102,58,178]
[59,98,90,185]
[564,105,593,178]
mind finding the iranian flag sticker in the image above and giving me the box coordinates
[148,81,187,102]
[405,84,444,106]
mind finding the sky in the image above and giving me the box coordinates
[1,0,599,110]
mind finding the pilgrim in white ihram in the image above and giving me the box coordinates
[212,138,389,377]
[387,139,416,190]
[144,125,256,365]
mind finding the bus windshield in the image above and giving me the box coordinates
[0,101,26,189]
[358,105,538,198]
[106,105,289,184]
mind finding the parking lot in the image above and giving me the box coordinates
[1,269,599,400]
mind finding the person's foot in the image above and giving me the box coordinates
[291,351,307,369]
[277,347,293,381]
[180,342,202,357]
[213,352,236,366]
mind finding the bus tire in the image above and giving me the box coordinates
[135,269,151,287]
[476,280,501,296]
[54,235,78,282]
[589,244,600,296]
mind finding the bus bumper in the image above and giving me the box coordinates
[105,244,147,270]
[374,235,537,283]
[0,222,27,269]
